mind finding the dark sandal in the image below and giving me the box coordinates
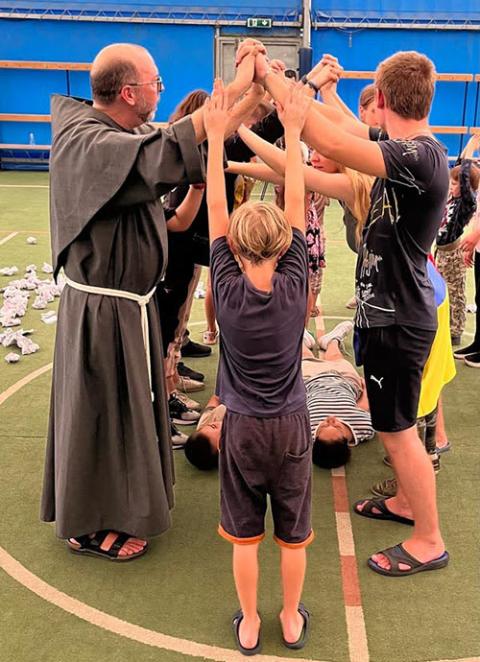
[67,530,148,562]
[368,543,450,577]
[232,609,261,656]
[282,603,310,650]
[353,498,414,526]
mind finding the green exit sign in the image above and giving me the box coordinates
[247,17,272,28]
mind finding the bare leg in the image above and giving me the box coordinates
[279,547,307,643]
[435,397,448,448]
[324,339,343,361]
[204,272,216,334]
[232,544,261,649]
[372,427,445,571]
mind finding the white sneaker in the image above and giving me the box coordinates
[303,329,316,349]
[176,376,206,393]
[171,422,189,449]
[175,392,202,411]
[345,296,357,309]
[318,321,353,351]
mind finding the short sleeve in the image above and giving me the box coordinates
[276,228,309,283]
[378,138,438,192]
[369,127,388,142]
[210,237,241,289]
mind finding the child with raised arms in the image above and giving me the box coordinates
[203,79,313,655]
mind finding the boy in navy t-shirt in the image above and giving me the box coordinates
[204,79,313,653]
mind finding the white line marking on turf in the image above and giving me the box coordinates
[0,363,52,406]
[0,184,49,188]
[345,607,369,662]
[0,547,323,662]
[0,232,18,246]
[0,363,325,662]
[335,514,355,557]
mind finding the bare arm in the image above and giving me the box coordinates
[205,80,230,243]
[321,80,358,121]
[461,134,480,160]
[166,185,205,232]
[282,83,312,233]
[236,124,355,205]
[190,53,257,143]
[226,160,285,185]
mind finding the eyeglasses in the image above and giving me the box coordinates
[126,76,165,94]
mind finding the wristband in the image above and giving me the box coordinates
[301,74,319,95]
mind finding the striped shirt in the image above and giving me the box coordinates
[305,372,374,446]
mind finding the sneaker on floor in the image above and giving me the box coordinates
[181,338,212,358]
[175,391,201,412]
[169,394,200,425]
[464,351,480,368]
[202,329,219,345]
[171,422,188,449]
[177,361,204,382]
[345,296,357,309]
[318,321,353,351]
[303,329,316,349]
[176,375,206,393]
[453,344,480,360]
[371,477,397,498]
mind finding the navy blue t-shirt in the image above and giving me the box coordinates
[211,228,308,417]
[355,131,449,330]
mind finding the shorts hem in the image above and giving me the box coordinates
[218,524,265,545]
[374,421,417,434]
[273,530,315,549]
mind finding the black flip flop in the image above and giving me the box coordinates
[232,610,261,656]
[353,498,414,526]
[67,530,148,562]
[282,603,310,650]
[368,543,450,577]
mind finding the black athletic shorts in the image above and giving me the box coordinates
[218,407,314,548]
[356,325,436,433]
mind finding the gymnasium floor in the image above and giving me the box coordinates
[0,171,479,662]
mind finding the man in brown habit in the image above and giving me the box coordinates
[41,41,264,560]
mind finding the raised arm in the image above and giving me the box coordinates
[281,83,312,232]
[226,160,284,185]
[236,124,355,205]
[461,134,480,160]
[204,79,231,243]
[190,39,265,142]
[166,184,205,232]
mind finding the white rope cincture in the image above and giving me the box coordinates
[64,275,156,401]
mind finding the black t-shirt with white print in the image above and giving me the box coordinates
[354,128,449,330]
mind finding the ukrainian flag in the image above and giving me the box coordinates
[418,260,456,418]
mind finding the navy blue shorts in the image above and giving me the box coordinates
[218,407,314,548]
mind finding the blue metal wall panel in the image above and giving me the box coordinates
[312,26,480,156]
[312,0,480,21]
[0,18,215,124]
[1,2,301,21]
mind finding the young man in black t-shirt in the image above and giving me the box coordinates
[240,46,450,576]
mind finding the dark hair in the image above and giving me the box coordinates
[91,59,138,105]
[184,430,219,470]
[312,437,351,469]
[169,89,209,124]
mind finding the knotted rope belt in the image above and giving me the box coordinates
[64,275,157,401]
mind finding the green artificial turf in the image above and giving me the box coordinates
[0,172,479,662]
